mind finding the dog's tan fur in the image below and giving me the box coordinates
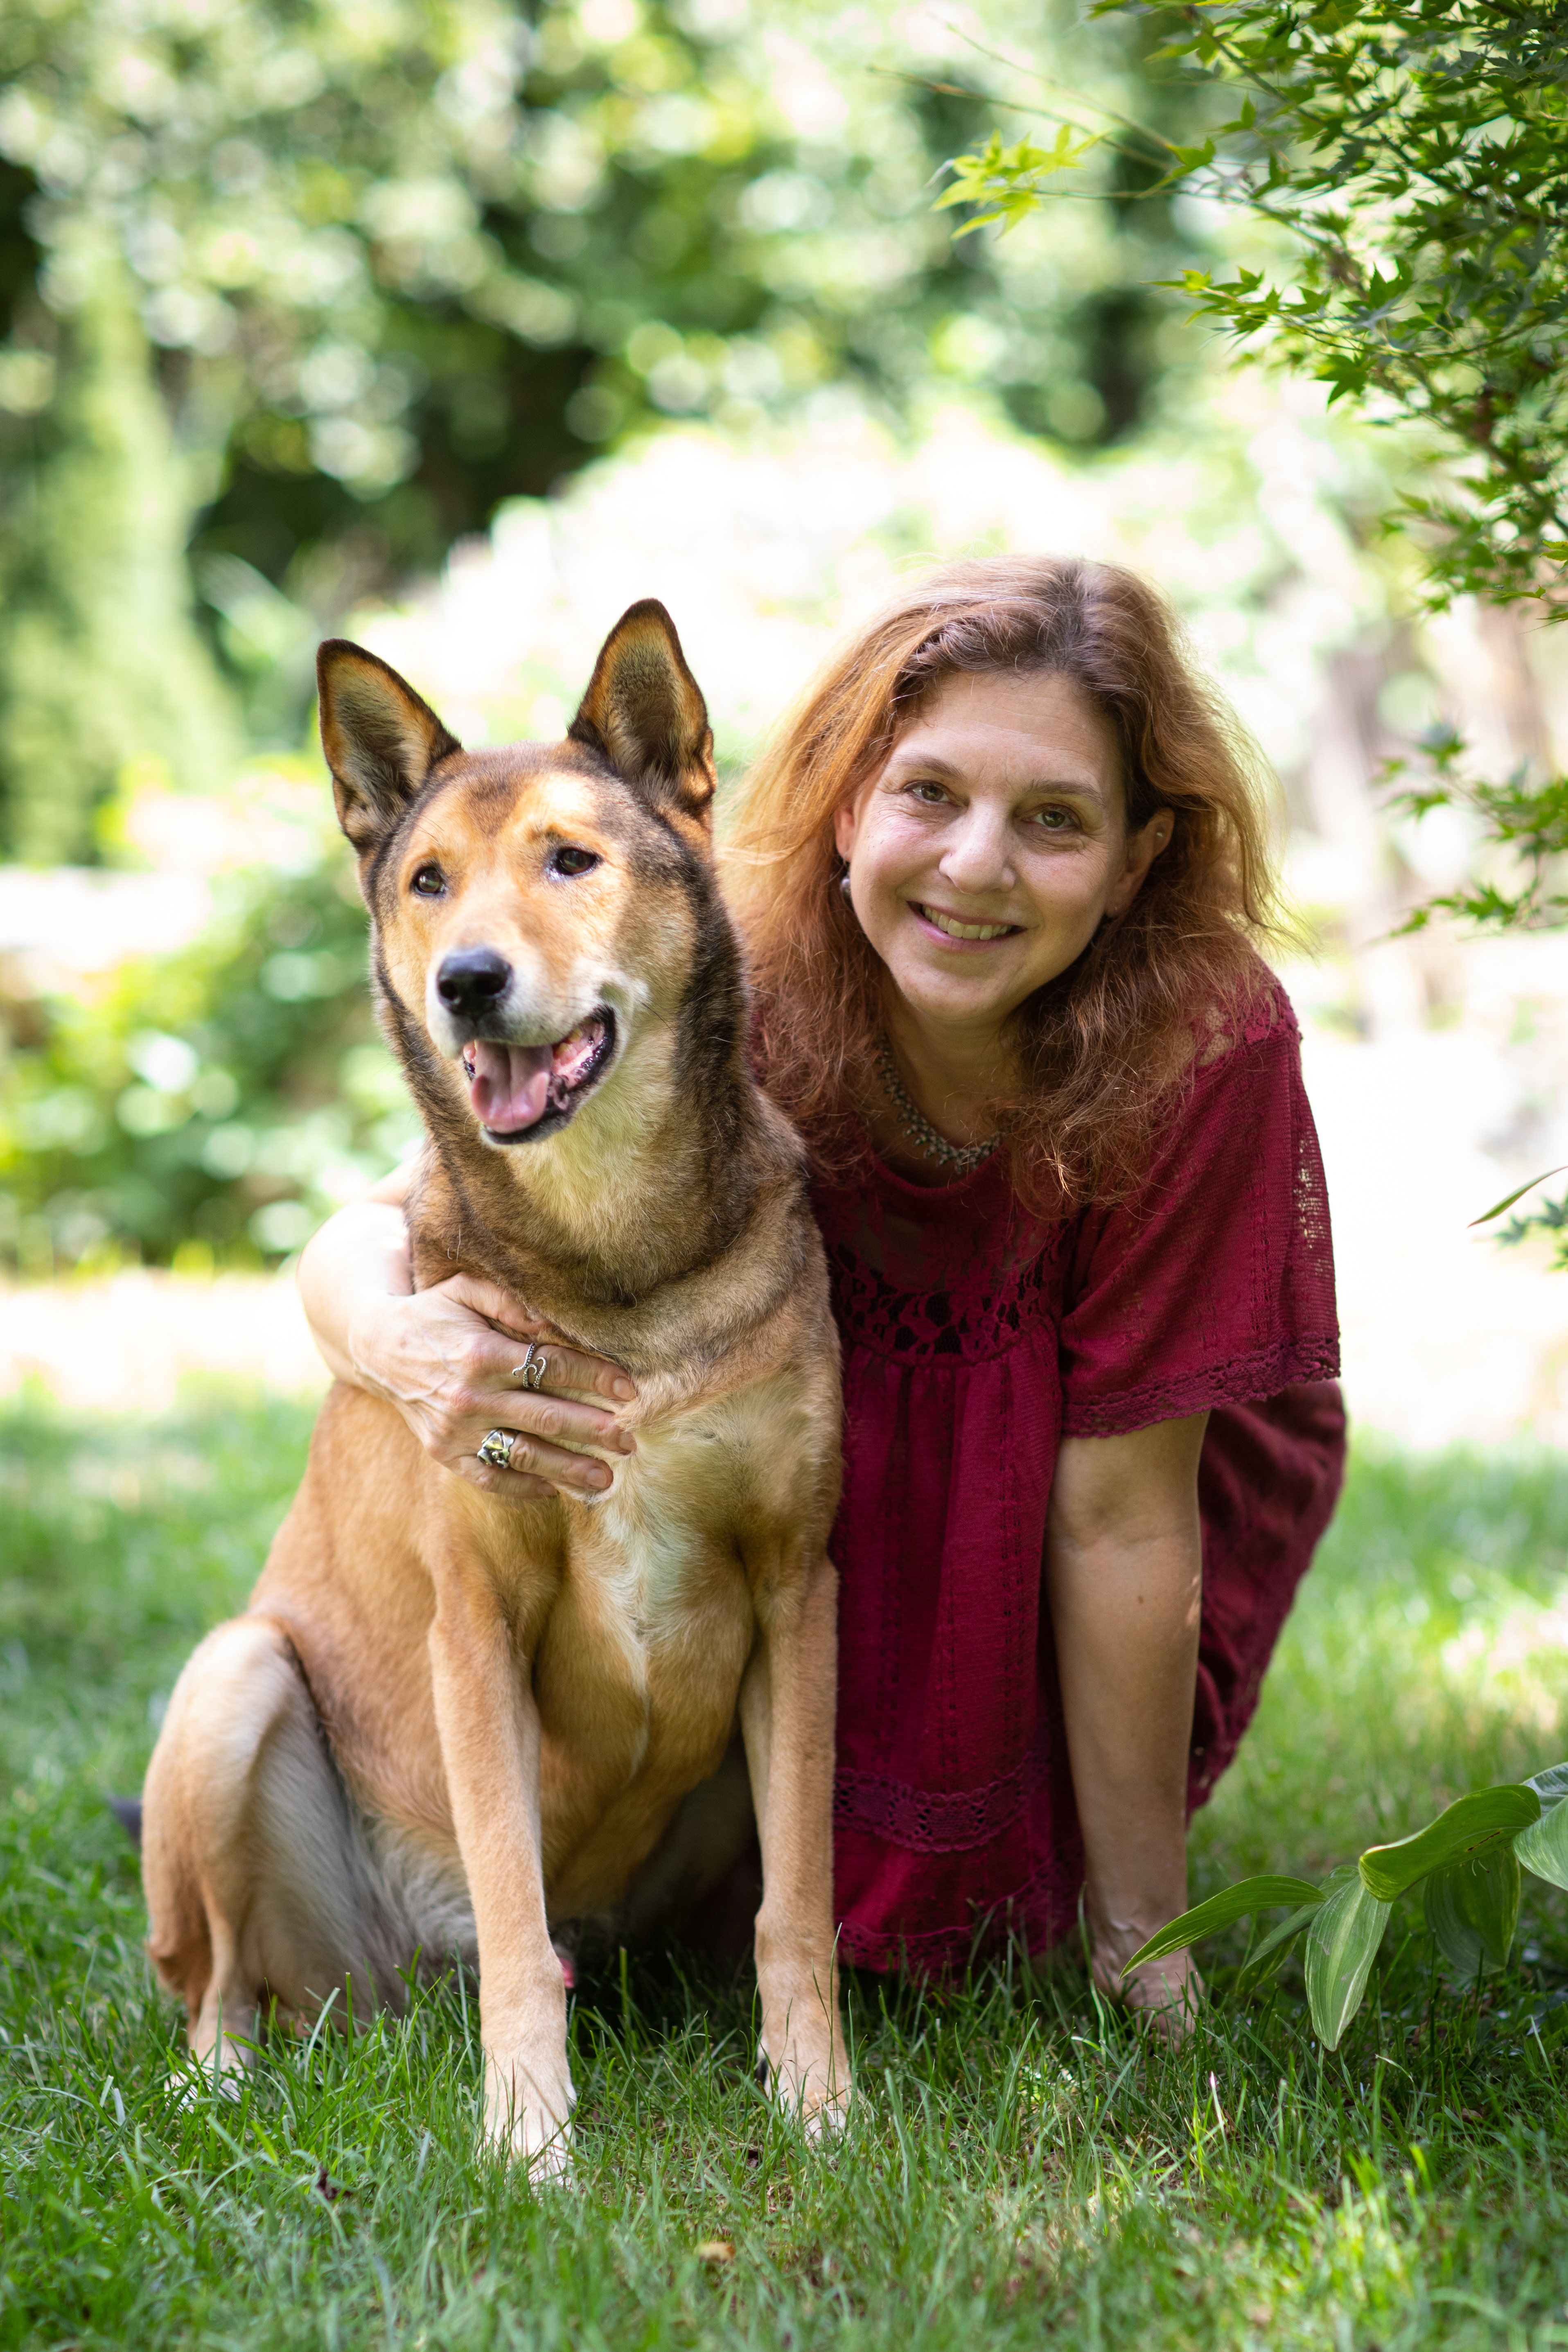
[140,602,849,2175]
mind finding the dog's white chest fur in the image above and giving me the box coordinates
[584,1394,751,1638]
[543,1373,803,1777]
[527,1392,767,1854]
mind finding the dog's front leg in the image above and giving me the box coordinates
[427,1558,574,2182]
[740,1547,851,2134]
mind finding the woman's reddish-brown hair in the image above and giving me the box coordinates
[723,553,1281,1210]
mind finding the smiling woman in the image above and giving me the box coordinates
[717,557,1342,2016]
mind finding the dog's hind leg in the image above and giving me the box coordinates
[142,1615,390,2084]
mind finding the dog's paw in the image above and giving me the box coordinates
[483,2105,576,2188]
[523,2124,578,2190]
[483,2053,576,2187]
[167,2051,248,2109]
[759,2043,852,2138]
[801,2079,852,2140]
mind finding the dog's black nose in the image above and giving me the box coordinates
[437,948,512,1020]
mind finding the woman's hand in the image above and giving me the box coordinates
[1090,1932,1203,2046]
[347,1270,637,1504]
[297,1184,636,1506]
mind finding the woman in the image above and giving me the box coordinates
[299,557,1343,2025]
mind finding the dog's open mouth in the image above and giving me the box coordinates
[460,1010,616,1141]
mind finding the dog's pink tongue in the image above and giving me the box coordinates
[467,1040,553,1131]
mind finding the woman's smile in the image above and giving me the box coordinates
[909,900,1025,946]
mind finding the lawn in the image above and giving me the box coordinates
[3,1389,1568,2350]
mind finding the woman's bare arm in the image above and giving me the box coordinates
[1045,1410,1209,2034]
[296,1164,637,1505]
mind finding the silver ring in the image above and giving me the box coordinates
[476,1428,516,1471]
[511,1343,548,1392]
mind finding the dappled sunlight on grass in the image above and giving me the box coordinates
[4,1396,1568,2347]
[1202,1443,1568,1885]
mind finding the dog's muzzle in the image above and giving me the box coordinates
[458,1010,618,1143]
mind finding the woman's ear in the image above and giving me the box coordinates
[833,797,860,861]
[1106,809,1173,917]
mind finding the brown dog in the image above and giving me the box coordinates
[140,602,849,2177]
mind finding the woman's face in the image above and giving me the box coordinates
[834,668,1171,1047]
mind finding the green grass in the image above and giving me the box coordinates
[4,1391,1568,2349]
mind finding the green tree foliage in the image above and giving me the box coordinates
[1133,0,1568,618]
[0,828,409,1275]
[940,2,1568,615]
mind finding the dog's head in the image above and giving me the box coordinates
[318,600,730,1155]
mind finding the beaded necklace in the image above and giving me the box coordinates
[873,1036,1004,1177]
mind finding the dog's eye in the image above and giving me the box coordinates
[551,846,600,878]
[411,864,445,897]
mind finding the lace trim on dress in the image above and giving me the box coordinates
[1060,1333,1341,1439]
[1193,980,1295,1068]
[823,1227,1063,1365]
[833,1841,1083,1973]
[834,1755,1040,1855]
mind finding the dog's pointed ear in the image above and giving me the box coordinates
[569,600,716,827]
[318,640,461,856]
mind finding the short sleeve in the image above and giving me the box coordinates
[1058,991,1340,1438]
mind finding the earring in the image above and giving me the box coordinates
[837,866,853,898]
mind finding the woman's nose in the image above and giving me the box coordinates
[938,810,1013,895]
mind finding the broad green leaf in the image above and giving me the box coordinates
[1525,1762,1568,1807]
[1515,1766,1568,1892]
[1424,1865,1487,1978]
[1304,1874,1391,2050]
[1126,1876,1324,1971]
[1423,1849,1523,1978]
[1514,1803,1568,1893]
[1358,1784,1539,1899]
[1235,1900,1321,1994]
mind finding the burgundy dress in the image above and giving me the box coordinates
[811,986,1345,1972]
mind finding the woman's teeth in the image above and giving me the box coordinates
[916,904,1017,941]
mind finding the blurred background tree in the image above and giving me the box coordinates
[1,0,1241,1267]
[0,0,1207,863]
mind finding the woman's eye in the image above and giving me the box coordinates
[1030,807,1076,832]
[551,846,600,877]
[908,781,951,805]
[411,863,445,896]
